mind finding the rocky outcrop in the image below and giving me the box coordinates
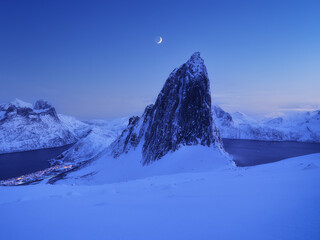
[33,99,59,120]
[0,99,59,123]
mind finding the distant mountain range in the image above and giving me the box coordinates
[1,52,319,185]
[1,53,320,187]
[1,96,319,158]
[213,105,320,142]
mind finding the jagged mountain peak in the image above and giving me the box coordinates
[111,52,223,165]
[186,52,204,67]
[0,98,59,122]
[1,99,53,111]
[184,51,207,78]
[168,52,207,81]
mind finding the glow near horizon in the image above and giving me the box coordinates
[0,0,319,119]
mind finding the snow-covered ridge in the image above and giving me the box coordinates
[213,105,320,142]
[0,99,91,154]
[51,117,129,165]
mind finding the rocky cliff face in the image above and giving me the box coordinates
[111,52,223,165]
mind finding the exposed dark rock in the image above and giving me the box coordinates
[34,99,52,110]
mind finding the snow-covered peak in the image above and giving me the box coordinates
[185,52,207,76]
[0,98,61,122]
[212,105,233,127]
[0,99,52,111]
[232,111,245,118]
[166,53,207,84]
[10,98,33,109]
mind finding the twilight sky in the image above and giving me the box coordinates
[0,0,319,119]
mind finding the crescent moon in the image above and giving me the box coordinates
[157,36,162,44]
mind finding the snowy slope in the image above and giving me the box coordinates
[1,153,319,240]
[53,145,232,185]
[0,99,90,154]
[52,117,129,165]
[213,105,320,142]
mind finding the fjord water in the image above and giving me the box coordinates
[1,140,320,181]
[0,144,73,180]
[223,139,320,166]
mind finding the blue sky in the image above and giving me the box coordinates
[0,0,319,119]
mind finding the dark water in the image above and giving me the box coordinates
[223,138,320,167]
[1,140,320,181]
[0,144,73,180]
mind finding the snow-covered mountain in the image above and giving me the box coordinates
[0,99,90,154]
[263,110,320,142]
[49,52,231,185]
[213,105,320,142]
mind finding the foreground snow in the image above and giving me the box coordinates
[1,154,319,240]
